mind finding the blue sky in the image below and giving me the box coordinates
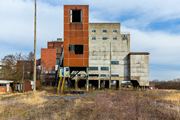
[0,0,180,80]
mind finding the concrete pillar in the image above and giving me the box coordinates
[109,80,111,89]
[119,80,121,90]
[98,80,101,89]
[86,79,89,91]
[75,75,78,90]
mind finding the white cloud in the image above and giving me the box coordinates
[0,0,63,58]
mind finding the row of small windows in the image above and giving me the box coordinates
[92,29,118,33]
[88,67,109,71]
[89,74,120,77]
[88,62,119,71]
[91,37,118,40]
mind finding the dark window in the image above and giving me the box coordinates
[92,30,96,32]
[111,74,119,77]
[56,59,60,65]
[113,30,118,33]
[88,67,98,71]
[100,74,108,77]
[69,45,75,51]
[0,84,6,86]
[122,34,128,40]
[102,37,108,40]
[102,30,107,33]
[113,37,117,40]
[75,45,83,54]
[89,74,99,77]
[111,61,119,65]
[92,37,96,40]
[71,10,82,23]
[101,67,109,71]
[69,45,83,54]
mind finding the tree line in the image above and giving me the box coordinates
[0,52,34,82]
[150,79,180,90]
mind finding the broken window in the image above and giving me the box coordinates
[70,10,82,23]
[69,45,84,54]
[75,45,83,54]
[69,45,75,51]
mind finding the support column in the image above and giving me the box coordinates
[86,67,89,91]
[119,80,121,90]
[86,79,89,91]
[75,75,78,90]
[109,80,111,89]
[98,80,101,89]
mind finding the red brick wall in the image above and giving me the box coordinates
[41,48,56,71]
[64,5,89,67]
[48,41,64,59]
[48,41,63,50]
[0,86,6,93]
[23,80,32,92]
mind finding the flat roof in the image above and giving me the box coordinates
[89,23,120,25]
[0,80,14,84]
[129,52,150,55]
[64,5,89,7]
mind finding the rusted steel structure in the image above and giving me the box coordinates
[64,5,89,67]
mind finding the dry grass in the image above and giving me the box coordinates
[162,91,180,105]
[0,90,179,120]
[19,91,47,105]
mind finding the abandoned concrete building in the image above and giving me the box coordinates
[41,5,150,89]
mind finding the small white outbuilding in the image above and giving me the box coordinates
[0,80,13,93]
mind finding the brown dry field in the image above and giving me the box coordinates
[0,89,180,120]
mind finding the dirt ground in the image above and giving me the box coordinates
[0,89,180,120]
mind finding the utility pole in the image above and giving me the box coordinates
[22,63,25,92]
[109,42,111,89]
[33,0,37,92]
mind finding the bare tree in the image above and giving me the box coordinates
[1,54,17,80]
[27,52,34,61]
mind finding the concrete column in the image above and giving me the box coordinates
[75,75,78,90]
[109,80,111,89]
[98,80,101,89]
[119,80,121,90]
[86,79,89,91]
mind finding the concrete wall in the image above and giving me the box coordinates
[129,53,149,86]
[89,23,130,80]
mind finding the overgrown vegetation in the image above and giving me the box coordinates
[151,79,180,90]
[0,90,179,120]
